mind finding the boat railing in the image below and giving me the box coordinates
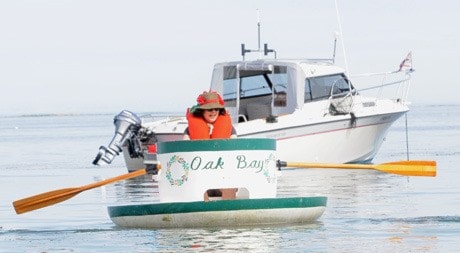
[350,69,413,104]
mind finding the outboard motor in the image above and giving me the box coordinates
[93,110,141,165]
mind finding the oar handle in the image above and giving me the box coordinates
[79,168,148,191]
[79,164,160,192]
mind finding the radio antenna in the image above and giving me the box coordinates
[257,9,261,54]
[334,0,349,75]
[241,9,277,60]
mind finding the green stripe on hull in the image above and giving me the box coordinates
[157,138,276,154]
[108,197,327,218]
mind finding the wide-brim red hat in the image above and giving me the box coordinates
[196,91,225,110]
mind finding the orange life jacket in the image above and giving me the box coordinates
[186,109,233,140]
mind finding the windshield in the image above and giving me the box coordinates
[305,74,353,102]
[223,65,288,101]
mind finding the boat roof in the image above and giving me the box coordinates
[212,58,346,78]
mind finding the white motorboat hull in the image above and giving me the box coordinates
[253,111,406,164]
[123,109,406,171]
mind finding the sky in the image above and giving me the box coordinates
[0,0,459,116]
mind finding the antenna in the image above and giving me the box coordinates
[257,9,261,53]
[241,9,277,60]
[332,32,338,64]
[264,43,277,59]
[334,0,349,75]
[241,44,251,60]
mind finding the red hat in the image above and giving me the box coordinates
[195,91,225,110]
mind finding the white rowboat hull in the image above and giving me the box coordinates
[109,197,327,228]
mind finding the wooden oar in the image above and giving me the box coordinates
[13,168,150,214]
[277,160,436,177]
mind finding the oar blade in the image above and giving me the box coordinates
[13,187,81,214]
[377,160,437,177]
[13,168,150,215]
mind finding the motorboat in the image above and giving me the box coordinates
[93,39,414,172]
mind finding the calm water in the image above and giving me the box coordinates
[0,105,459,252]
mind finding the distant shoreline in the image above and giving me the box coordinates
[1,103,459,118]
[0,111,183,119]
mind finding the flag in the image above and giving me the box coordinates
[398,51,412,71]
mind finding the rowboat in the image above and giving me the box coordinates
[93,46,413,172]
[108,138,327,228]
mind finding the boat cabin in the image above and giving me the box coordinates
[209,60,355,123]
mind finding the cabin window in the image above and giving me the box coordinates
[271,66,288,107]
[240,75,272,98]
[222,65,288,102]
[223,66,238,101]
[304,74,353,102]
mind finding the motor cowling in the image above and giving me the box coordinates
[93,110,141,165]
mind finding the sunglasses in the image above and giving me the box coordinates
[205,108,220,112]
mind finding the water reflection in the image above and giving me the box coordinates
[111,175,159,204]
[146,223,324,252]
[277,168,413,219]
